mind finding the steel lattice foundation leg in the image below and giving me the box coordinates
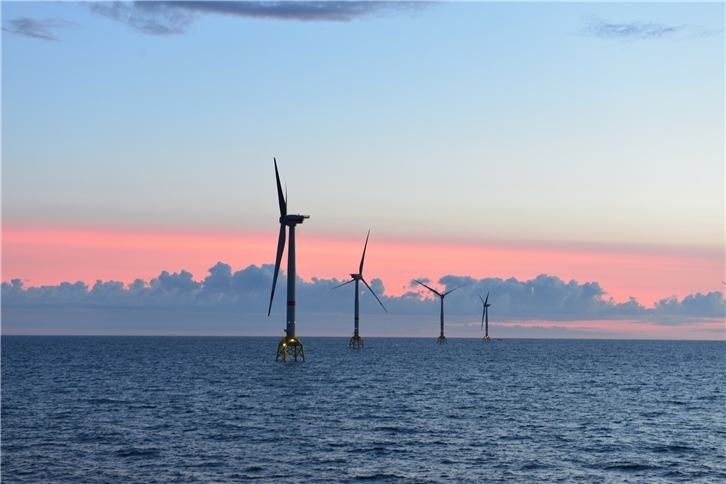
[437,335,447,344]
[276,336,306,362]
[349,335,364,348]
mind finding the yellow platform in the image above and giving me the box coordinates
[276,336,306,362]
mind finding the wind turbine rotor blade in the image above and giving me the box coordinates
[414,279,442,297]
[362,278,387,313]
[443,282,469,297]
[267,223,286,316]
[331,279,355,290]
[480,296,485,329]
[359,230,370,275]
[484,291,490,305]
[274,158,287,218]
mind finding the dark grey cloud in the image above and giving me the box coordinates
[581,15,720,41]
[653,292,726,324]
[452,275,620,320]
[3,264,723,328]
[89,1,427,36]
[2,17,80,41]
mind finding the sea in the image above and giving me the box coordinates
[2,337,724,483]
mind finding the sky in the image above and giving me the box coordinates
[2,1,724,339]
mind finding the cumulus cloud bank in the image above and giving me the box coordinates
[88,1,426,35]
[3,263,723,327]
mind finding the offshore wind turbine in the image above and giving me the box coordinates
[479,292,491,342]
[332,230,387,348]
[414,280,468,344]
[268,158,309,362]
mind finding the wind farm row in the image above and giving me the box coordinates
[267,159,493,362]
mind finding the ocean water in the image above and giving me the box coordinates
[2,337,724,483]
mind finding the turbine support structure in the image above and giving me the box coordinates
[349,279,364,348]
[276,223,306,362]
[438,298,447,344]
[276,335,305,362]
[332,230,387,349]
[268,158,309,362]
[414,279,468,345]
[480,292,491,343]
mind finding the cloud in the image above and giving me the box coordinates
[580,15,720,41]
[3,263,723,329]
[653,292,726,324]
[2,17,80,41]
[89,1,427,36]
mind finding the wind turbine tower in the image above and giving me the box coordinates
[332,230,387,348]
[415,280,468,344]
[268,158,309,362]
[479,292,491,342]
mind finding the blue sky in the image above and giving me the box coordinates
[2,2,724,337]
[4,1,723,245]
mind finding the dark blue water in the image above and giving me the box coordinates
[2,337,724,482]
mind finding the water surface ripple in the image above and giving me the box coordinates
[2,337,724,482]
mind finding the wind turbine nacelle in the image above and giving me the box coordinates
[283,214,310,225]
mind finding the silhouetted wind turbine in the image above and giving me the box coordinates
[268,158,309,362]
[414,280,468,344]
[332,231,387,348]
[479,292,491,342]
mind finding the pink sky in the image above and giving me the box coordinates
[3,223,722,307]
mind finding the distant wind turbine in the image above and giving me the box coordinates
[479,292,491,342]
[332,230,387,348]
[414,280,468,344]
[268,158,309,362]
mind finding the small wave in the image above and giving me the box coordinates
[88,398,124,405]
[34,441,69,448]
[641,411,664,418]
[652,444,694,453]
[604,463,657,472]
[116,447,160,458]
[354,472,406,480]
[374,425,415,434]
[50,412,74,420]
[185,461,223,468]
